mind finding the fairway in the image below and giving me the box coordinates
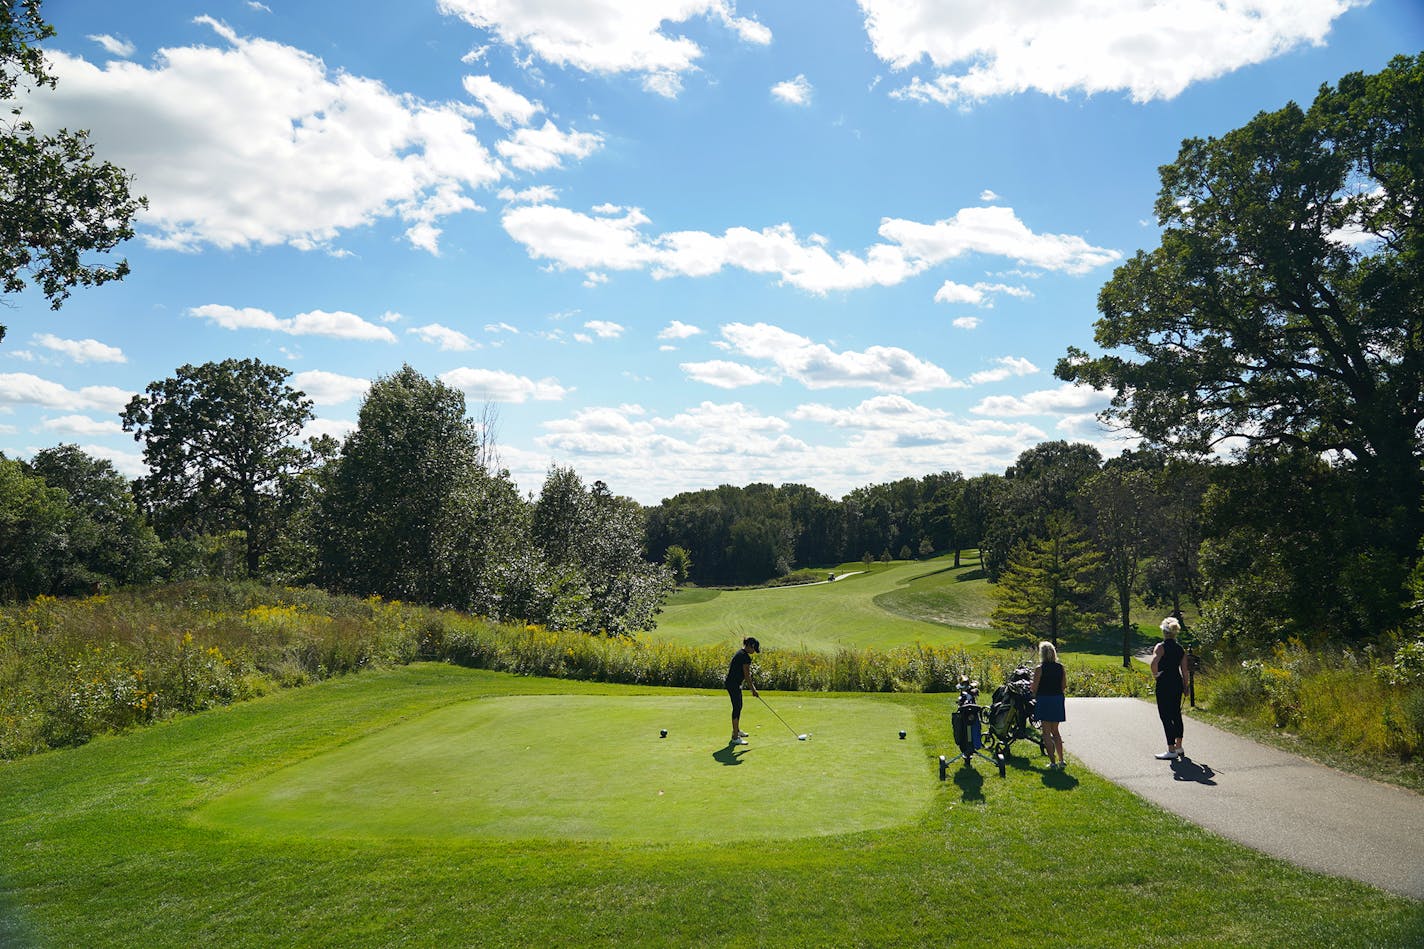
[195,693,930,842]
[654,556,996,653]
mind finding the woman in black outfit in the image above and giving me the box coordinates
[725,636,759,745]
[1151,616,1191,759]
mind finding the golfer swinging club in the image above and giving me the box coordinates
[726,636,760,745]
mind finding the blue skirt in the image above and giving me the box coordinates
[1035,693,1065,723]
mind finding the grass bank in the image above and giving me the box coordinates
[1,665,1419,948]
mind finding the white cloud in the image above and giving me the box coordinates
[680,360,777,389]
[462,74,542,128]
[504,202,1116,294]
[718,322,962,393]
[247,2,273,12]
[40,414,123,436]
[0,373,132,413]
[880,207,1120,274]
[190,304,398,343]
[409,323,480,351]
[980,189,1000,201]
[860,0,1361,104]
[87,34,136,58]
[485,322,519,335]
[438,0,771,94]
[301,417,357,444]
[441,367,571,402]
[497,120,603,172]
[970,382,1109,417]
[658,320,703,340]
[583,320,625,339]
[291,370,370,405]
[32,334,127,364]
[968,355,1039,384]
[30,19,506,255]
[952,316,981,330]
[78,443,147,479]
[659,401,790,434]
[772,74,813,106]
[498,184,559,205]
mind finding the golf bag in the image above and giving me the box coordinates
[987,665,1036,747]
[950,676,983,757]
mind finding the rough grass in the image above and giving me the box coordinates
[1,665,1419,948]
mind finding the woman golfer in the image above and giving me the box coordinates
[1031,641,1067,770]
[726,637,759,745]
[1152,616,1191,759]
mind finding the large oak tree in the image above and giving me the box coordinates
[1058,54,1424,627]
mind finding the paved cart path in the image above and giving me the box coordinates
[1064,697,1424,900]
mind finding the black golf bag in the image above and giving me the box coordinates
[988,665,1035,746]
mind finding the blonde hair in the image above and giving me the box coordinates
[1160,617,1180,637]
[1039,641,1058,663]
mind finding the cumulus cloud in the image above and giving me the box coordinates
[290,370,370,405]
[438,0,771,95]
[409,323,480,351]
[933,279,1032,306]
[441,367,571,402]
[583,320,625,339]
[32,334,126,364]
[970,382,1110,417]
[87,34,136,58]
[658,320,703,340]
[30,18,508,254]
[497,120,602,172]
[772,74,813,106]
[463,74,542,127]
[980,189,1000,201]
[684,322,961,393]
[859,0,1361,104]
[680,359,777,389]
[952,316,981,330]
[968,356,1039,385]
[0,373,132,413]
[189,304,398,342]
[503,202,1116,294]
[40,414,124,436]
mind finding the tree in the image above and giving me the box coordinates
[1058,54,1424,633]
[663,545,692,585]
[27,443,159,589]
[318,365,482,602]
[1081,465,1158,667]
[0,453,70,597]
[981,442,1101,579]
[990,513,1108,648]
[1,0,145,327]
[121,359,315,575]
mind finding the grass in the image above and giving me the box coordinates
[657,554,1139,671]
[1,664,1419,947]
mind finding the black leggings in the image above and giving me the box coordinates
[728,685,743,721]
[1156,680,1184,745]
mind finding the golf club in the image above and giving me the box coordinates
[757,694,810,741]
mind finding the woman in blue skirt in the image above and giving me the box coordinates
[1032,641,1067,770]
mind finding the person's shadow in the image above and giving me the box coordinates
[1041,765,1079,790]
[713,744,748,766]
[1171,756,1217,785]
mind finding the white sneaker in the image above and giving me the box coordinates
[731,737,748,746]
[736,730,749,738]
[1155,749,1179,760]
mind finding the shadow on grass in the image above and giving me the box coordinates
[712,745,748,766]
[954,569,986,582]
[952,762,986,802]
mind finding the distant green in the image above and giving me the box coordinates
[654,555,996,653]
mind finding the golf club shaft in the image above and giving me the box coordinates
[757,694,801,738]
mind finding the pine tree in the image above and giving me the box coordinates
[991,513,1108,647]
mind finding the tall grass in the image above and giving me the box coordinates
[0,581,1153,761]
[1198,638,1424,761]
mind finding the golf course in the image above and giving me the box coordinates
[3,638,1421,945]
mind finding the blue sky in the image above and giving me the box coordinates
[5,0,1422,504]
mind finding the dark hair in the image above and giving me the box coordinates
[744,637,760,651]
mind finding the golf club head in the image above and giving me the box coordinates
[798,733,810,741]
